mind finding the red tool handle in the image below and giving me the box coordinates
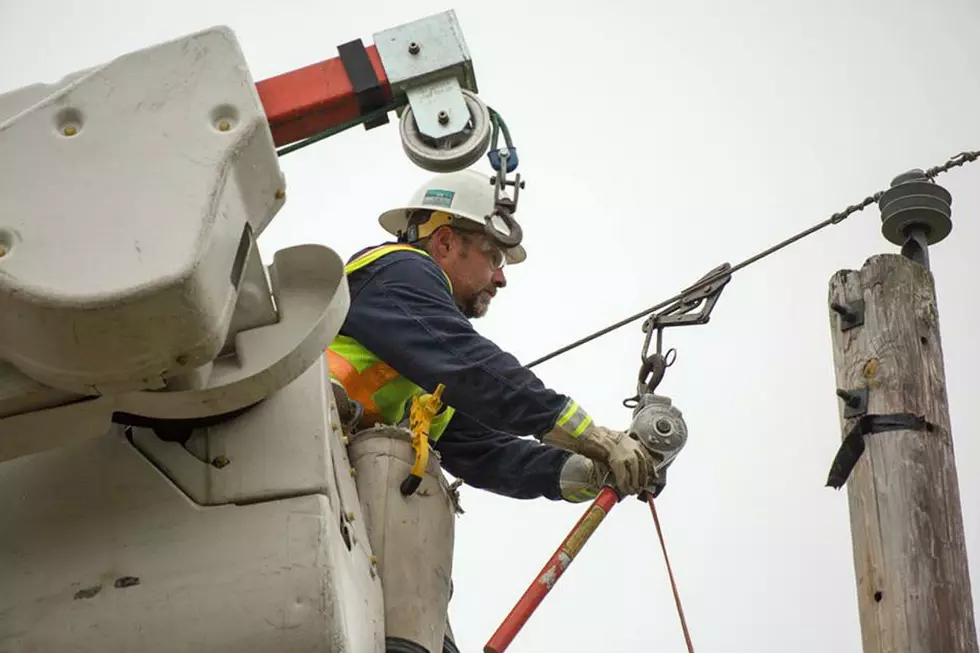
[483,486,620,653]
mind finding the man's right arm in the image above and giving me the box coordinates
[433,409,573,501]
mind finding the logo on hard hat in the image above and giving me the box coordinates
[422,189,454,208]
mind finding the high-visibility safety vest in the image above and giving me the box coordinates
[326,244,457,440]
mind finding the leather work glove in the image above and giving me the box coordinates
[558,454,610,503]
[544,421,657,496]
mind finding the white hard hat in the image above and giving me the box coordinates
[378,169,527,264]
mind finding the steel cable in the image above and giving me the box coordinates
[526,149,980,369]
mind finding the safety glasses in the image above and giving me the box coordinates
[481,240,507,271]
[460,232,506,270]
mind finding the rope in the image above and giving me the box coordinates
[489,107,515,151]
[525,148,980,370]
[648,496,695,653]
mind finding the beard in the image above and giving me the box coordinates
[460,288,494,319]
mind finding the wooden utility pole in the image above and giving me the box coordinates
[825,169,978,653]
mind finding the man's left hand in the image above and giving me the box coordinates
[558,454,609,503]
[559,454,666,503]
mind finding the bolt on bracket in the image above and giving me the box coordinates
[374,10,477,140]
[830,298,865,332]
[836,387,868,418]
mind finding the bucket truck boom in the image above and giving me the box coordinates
[0,11,497,652]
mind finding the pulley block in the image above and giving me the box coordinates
[398,89,492,173]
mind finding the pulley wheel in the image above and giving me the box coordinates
[878,171,953,246]
[399,89,492,173]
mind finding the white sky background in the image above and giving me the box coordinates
[2,0,978,651]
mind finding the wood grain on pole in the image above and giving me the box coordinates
[827,253,977,653]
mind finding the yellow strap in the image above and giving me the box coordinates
[345,243,426,274]
[408,383,445,479]
[344,243,454,294]
[416,210,457,239]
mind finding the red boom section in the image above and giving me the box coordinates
[256,45,392,147]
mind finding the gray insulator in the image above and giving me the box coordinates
[877,168,953,247]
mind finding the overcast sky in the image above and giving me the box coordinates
[2,0,978,651]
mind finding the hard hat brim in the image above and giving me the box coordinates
[502,243,526,265]
[379,206,526,265]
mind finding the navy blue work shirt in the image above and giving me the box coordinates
[338,242,574,501]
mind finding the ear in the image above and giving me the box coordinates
[429,226,456,259]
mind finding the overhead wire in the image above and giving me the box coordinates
[525,149,980,370]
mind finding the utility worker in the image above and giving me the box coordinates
[328,167,659,653]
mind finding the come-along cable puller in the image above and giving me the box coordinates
[484,264,732,653]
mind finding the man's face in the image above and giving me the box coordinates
[441,229,507,319]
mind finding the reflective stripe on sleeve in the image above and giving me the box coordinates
[555,399,593,438]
